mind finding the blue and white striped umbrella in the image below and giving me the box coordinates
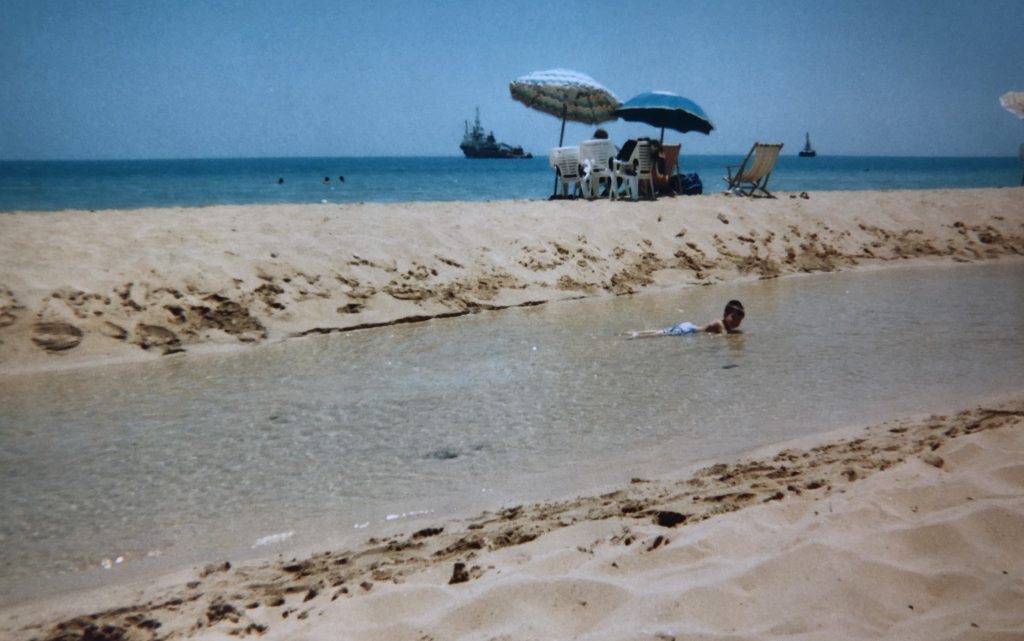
[510,69,619,143]
[614,91,714,141]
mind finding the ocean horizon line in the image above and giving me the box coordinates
[2,152,1022,164]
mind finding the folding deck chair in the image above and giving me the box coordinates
[653,143,680,195]
[725,142,784,198]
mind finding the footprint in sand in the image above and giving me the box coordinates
[135,323,183,354]
[384,282,428,301]
[0,289,25,327]
[31,321,83,352]
[101,321,129,340]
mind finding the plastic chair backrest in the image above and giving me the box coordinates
[580,139,616,172]
[550,146,581,178]
[548,148,561,168]
[634,141,653,174]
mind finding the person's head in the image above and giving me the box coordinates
[723,300,745,331]
[593,128,609,139]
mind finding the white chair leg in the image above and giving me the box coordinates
[616,175,629,200]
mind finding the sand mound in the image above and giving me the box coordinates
[1,189,1022,374]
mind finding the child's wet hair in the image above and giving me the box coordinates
[725,300,745,318]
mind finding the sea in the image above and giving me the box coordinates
[1,154,1021,211]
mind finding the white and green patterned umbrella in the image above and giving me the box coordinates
[510,68,619,145]
[1001,91,1024,119]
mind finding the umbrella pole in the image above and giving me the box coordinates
[553,110,568,197]
[660,128,665,144]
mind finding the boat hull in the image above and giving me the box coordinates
[461,145,532,159]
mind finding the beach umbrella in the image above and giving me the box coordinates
[1000,91,1024,118]
[509,68,619,146]
[1001,92,1024,184]
[614,91,714,143]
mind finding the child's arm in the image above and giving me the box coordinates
[702,320,725,334]
[625,329,667,339]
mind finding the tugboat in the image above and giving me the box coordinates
[460,108,532,159]
[799,132,817,157]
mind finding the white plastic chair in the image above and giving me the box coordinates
[548,146,586,198]
[579,139,616,200]
[611,140,656,200]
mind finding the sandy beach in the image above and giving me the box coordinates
[2,189,1023,640]
[1,400,1020,641]
[1,188,1022,375]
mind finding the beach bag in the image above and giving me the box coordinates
[671,173,703,195]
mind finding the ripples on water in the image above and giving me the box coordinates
[1,261,1022,602]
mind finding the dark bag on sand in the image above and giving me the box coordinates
[671,172,703,195]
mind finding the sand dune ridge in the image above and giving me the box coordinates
[1,189,1021,374]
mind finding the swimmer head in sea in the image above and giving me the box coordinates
[628,299,744,338]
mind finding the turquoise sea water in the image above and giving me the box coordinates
[1,155,1021,212]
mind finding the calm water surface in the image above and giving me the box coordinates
[1,261,1022,603]
[1,155,1019,211]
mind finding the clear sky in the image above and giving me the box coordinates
[2,0,1023,160]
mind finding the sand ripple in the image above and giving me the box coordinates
[4,402,1021,641]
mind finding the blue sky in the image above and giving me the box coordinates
[2,0,1023,160]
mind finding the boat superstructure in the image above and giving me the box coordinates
[460,108,532,159]
[799,132,817,157]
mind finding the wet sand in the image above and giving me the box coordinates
[2,400,1021,640]
[1,188,1022,375]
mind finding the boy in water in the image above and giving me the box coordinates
[628,300,745,338]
